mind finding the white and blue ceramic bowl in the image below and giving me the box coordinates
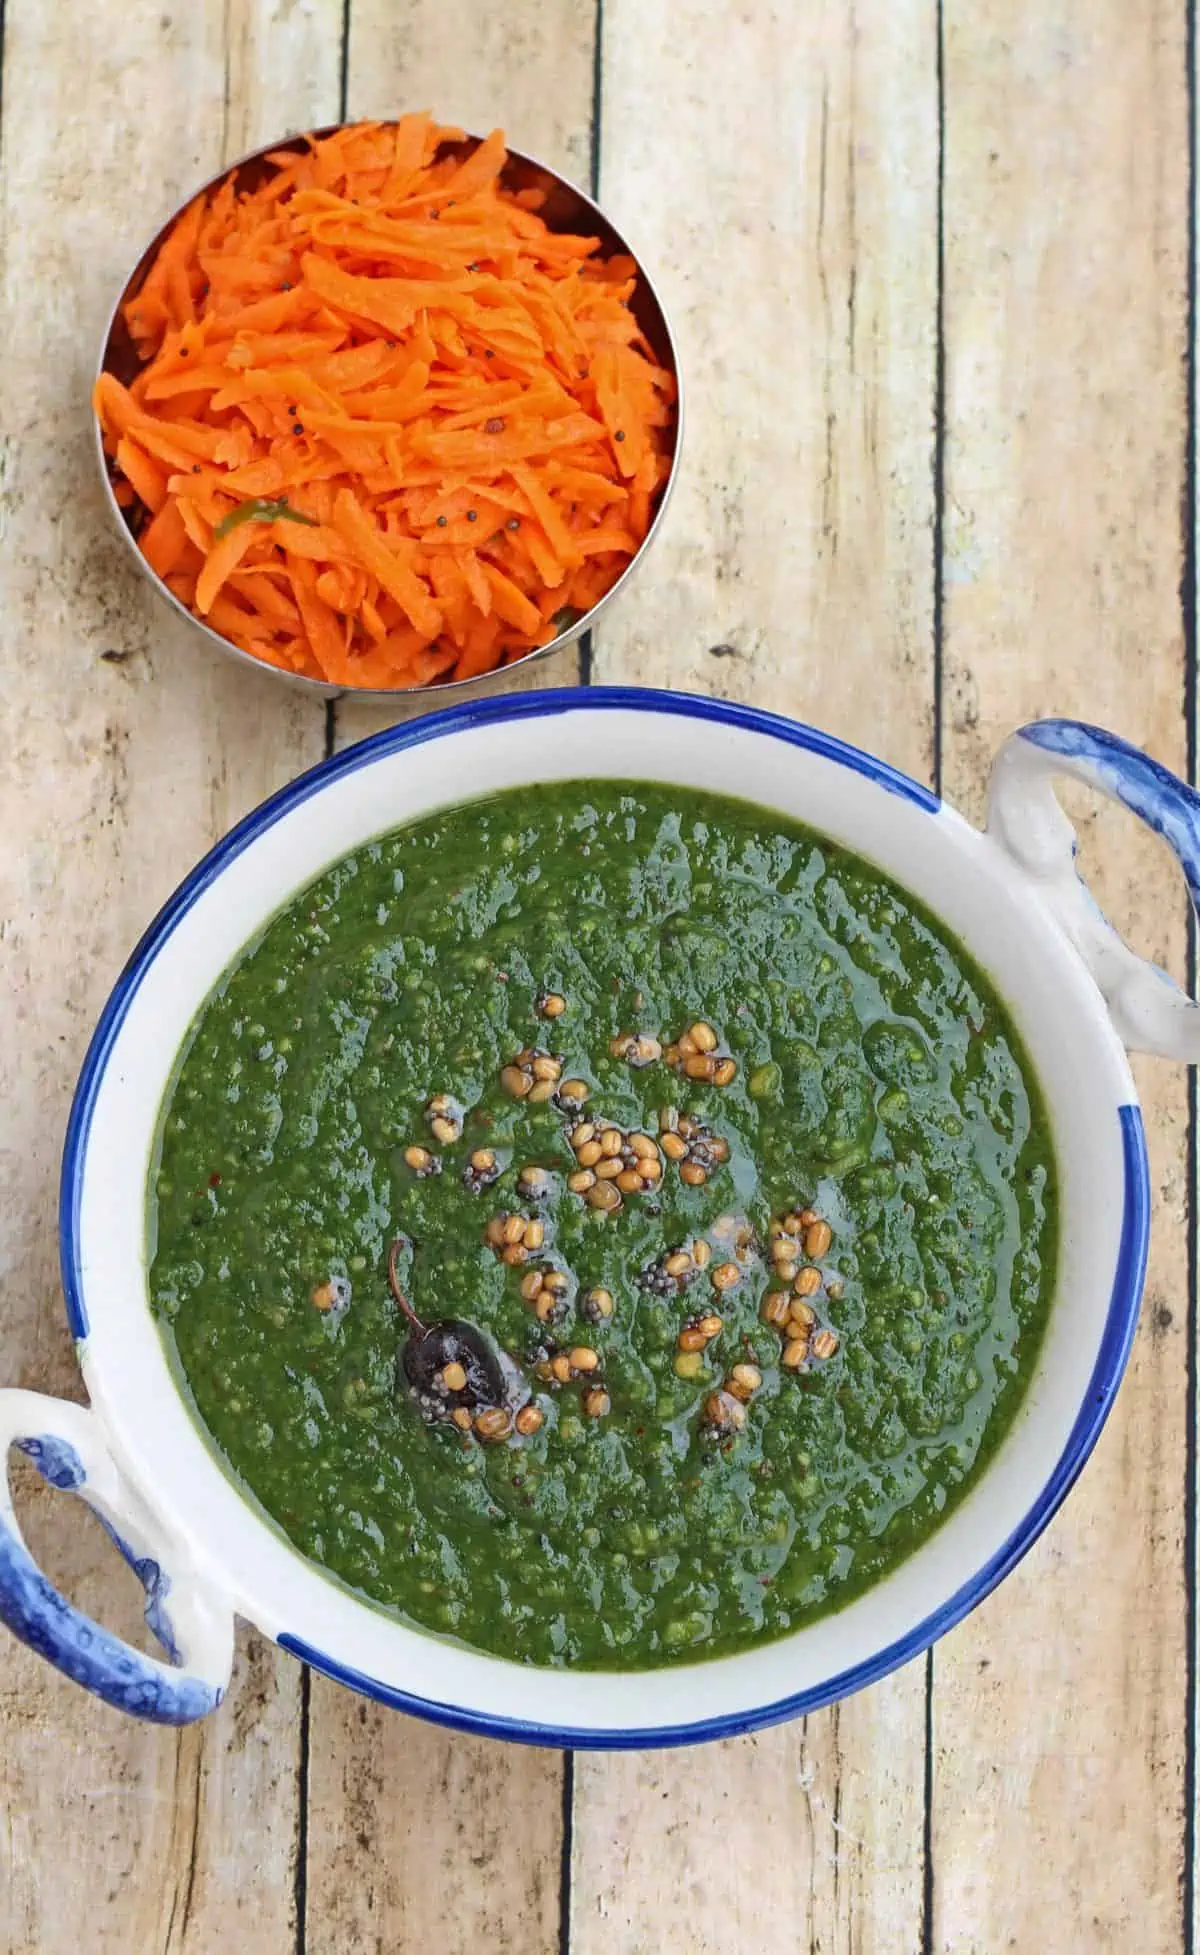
[2,689,1195,1743]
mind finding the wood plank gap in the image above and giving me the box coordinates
[590,0,604,198]
[931,0,946,802]
[558,1750,575,1955]
[922,15,945,1949]
[339,0,351,121]
[921,1649,935,1955]
[294,1665,311,1955]
[1185,6,1198,1950]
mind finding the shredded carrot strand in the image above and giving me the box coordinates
[94,117,675,689]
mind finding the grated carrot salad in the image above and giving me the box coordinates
[94,117,676,689]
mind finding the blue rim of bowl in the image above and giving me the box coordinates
[58,685,1150,1746]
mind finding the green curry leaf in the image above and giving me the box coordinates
[213,496,320,541]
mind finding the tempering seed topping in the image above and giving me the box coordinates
[664,1021,738,1087]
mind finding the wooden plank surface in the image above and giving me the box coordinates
[931,5,1192,1951]
[0,1,1196,1951]
[570,4,939,1950]
[0,2,338,1949]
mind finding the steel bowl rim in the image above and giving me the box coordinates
[92,120,685,702]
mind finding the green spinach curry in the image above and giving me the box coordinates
[149,782,1056,1668]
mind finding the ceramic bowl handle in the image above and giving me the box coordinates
[0,1388,233,1722]
[987,718,1200,1058]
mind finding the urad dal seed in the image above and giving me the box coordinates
[542,1269,569,1295]
[661,1132,688,1162]
[531,1054,560,1082]
[729,1363,762,1401]
[310,1281,338,1311]
[519,1165,549,1191]
[641,1156,663,1183]
[684,1054,716,1082]
[775,1259,799,1285]
[678,1326,708,1353]
[502,1215,525,1244]
[782,1212,804,1237]
[474,1407,512,1441]
[568,1169,596,1193]
[689,1020,718,1054]
[793,1266,822,1296]
[665,1251,692,1277]
[569,1346,600,1373]
[811,1329,839,1359]
[470,1148,496,1171]
[680,1161,708,1187]
[523,1219,545,1250]
[790,1301,816,1330]
[484,1217,507,1246]
[571,1121,596,1149]
[617,1168,642,1194]
[582,1386,611,1418]
[452,1407,473,1431]
[501,1065,531,1098]
[577,1139,603,1168]
[696,1312,723,1339]
[782,1337,809,1369]
[527,1079,557,1103]
[583,1287,614,1322]
[551,1354,573,1384]
[429,1115,459,1145]
[799,1207,818,1227]
[709,1137,730,1162]
[711,1262,741,1293]
[501,1243,528,1267]
[515,1403,544,1435]
[404,1145,433,1172]
[600,1127,623,1158]
[559,1079,590,1104]
[659,1106,679,1132]
[587,1181,622,1212]
[441,1361,468,1393]
[713,1058,737,1087]
[594,1158,623,1181]
[520,1270,544,1301]
[538,994,566,1019]
[629,1131,658,1160]
[805,1220,833,1259]
[762,1293,792,1328]
[692,1239,712,1269]
[535,1293,562,1323]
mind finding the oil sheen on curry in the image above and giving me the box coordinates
[148,782,1057,1669]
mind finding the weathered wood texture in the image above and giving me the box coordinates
[0,2,338,1949]
[930,5,1192,1952]
[570,4,939,1950]
[301,9,599,1953]
[1,1,1195,1951]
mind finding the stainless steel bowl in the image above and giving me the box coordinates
[94,124,683,702]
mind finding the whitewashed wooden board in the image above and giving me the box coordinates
[0,2,1192,1950]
